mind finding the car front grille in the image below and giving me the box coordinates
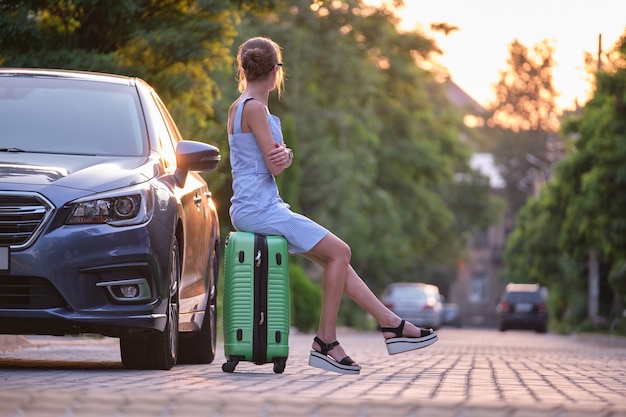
[0,192,54,249]
[0,276,66,309]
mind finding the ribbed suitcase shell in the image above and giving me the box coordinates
[222,232,290,373]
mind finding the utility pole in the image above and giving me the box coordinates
[588,248,599,320]
[588,33,602,322]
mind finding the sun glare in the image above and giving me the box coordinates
[363,0,626,112]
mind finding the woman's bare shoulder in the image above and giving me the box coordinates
[241,98,265,112]
[242,99,268,124]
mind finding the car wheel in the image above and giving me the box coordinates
[120,236,180,370]
[178,238,219,364]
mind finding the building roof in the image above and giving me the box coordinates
[445,78,488,116]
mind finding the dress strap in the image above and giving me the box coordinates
[233,97,256,135]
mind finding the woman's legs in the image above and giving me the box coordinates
[305,233,353,363]
[304,233,431,363]
[343,265,430,340]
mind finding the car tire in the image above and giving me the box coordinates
[178,238,219,364]
[120,236,181,370]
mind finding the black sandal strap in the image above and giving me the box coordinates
[313,336,340,355]
[381,319,405,337]
[339,356,356,366]
[420,328,433,337]
[313,336,358,366]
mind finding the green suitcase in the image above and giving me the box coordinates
[222,232,290,373]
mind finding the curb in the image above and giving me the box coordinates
[573,332,626,348]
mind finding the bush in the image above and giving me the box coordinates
[610,315,626,336]
[337,298,377,330]
[289,263,321,333]
[289,264,377,332]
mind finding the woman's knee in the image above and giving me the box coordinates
[340,240,352,262]
[329,235,351,264]
[310,233,351,264]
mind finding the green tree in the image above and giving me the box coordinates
[1,0,498,320]
[504,31,626,331]
[0,0,283,236]
[486,127,552,213]
[482,39,562,214]
[0,0,238,123]
[488,39,559,132]
[559,34,626,319]
[230,0,493,293]
[0,2,284,136]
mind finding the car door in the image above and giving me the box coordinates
[150,92,210,308]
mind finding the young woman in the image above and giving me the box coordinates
[227,37,438,375]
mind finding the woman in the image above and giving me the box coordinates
[227,37,438,375]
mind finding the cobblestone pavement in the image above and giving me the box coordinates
[0,328,625,417]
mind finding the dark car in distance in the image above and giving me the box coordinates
[497,283,548,333]
[0,68,221,370]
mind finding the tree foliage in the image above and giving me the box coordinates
[479,39,561,214]
[0,0,270,199]
[1,0,497,297]
[504,31,626,329]
[224,0,495,291]
[488,39,559,132]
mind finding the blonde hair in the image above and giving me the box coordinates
[236,37,284,96]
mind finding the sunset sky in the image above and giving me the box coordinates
[369,0,626,111]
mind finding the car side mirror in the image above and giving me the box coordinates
[174,140,221,187]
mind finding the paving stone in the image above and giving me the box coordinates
[0,329,624,417]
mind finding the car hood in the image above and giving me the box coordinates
[0,153,160,202]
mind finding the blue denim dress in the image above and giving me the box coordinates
[228,97,328,254]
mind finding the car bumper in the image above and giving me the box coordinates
[0,222,171,338]
[499,313,548,330]
[395,311,442,328]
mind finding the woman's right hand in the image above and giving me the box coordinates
[269,142,292,167]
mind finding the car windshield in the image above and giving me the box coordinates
[0,75,147,156]
[386,286,428,300]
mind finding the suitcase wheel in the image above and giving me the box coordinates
[222,359,239,373]
[273,359,286,374]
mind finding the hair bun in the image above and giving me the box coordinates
[237,37,283,93]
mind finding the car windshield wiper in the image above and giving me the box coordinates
[0,147,97,156]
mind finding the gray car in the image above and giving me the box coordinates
[381,282,443,329]
[0,68,221,370]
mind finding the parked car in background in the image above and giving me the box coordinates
[381,282,443,329]
[497,283,548,333]
[442,303,462,327]
[0,68,221,370]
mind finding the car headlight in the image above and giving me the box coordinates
[66,186,153,226]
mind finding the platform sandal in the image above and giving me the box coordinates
[308,336,361,375]
[382,319,438,355]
